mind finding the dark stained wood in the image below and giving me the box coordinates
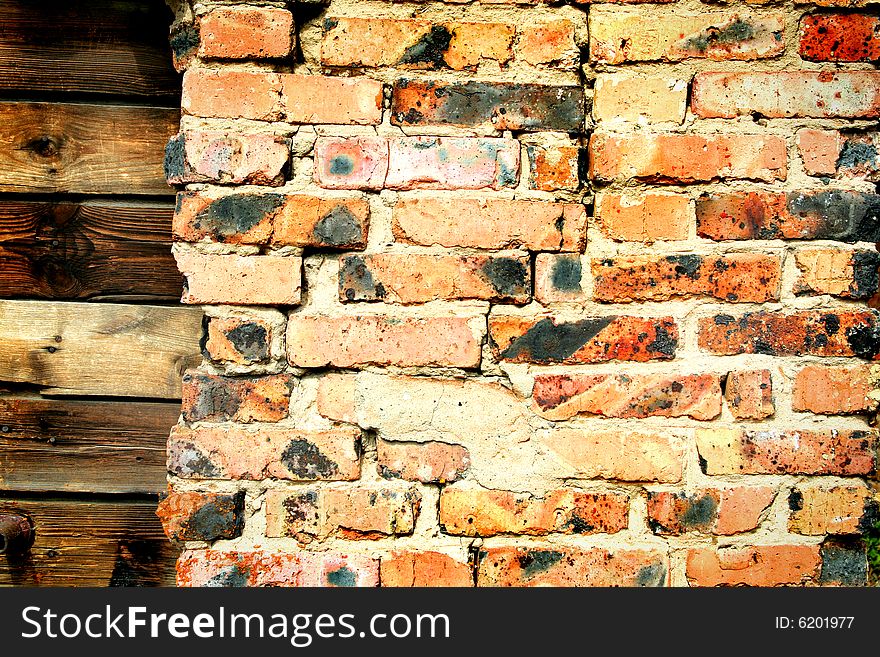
[0,200,181,300]
[0,0,180,99]
[0,102,179,196]
[0,396,178,494]
[0,300,203,398]
[0,497,178,586]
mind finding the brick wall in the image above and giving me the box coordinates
[159,0,880,587]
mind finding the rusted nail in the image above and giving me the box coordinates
[0,513,36,556]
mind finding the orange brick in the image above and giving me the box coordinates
[380,551,473,587]
[596,192,691,241]
[281,74,383,125]
[687,546,820,587]
[725,369,774,420]
[156,491,244,542]
[526,144,581,192]
[376,439,470,483]
[515,19,579,69]
[182,69,283,121]
[794,248,880,299]
[593,75,687,124]
[647,487,775,535]
[174,251,301,306]
[180,371,294,423]
[534,254,585,303]
[792,365,877,415]
[789,483,875,535]
[199,7,293,59]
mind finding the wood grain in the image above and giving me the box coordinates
[0,200,180,300]
[0,396,177,494]
[0,102,179,195]
[0,497,178,586]
[0,300,203,398]
[0,0,180,99]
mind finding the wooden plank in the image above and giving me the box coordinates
[0,300,203,398]
[0,0,180,99]
[0,200,181,300]
[0,497,178,586]
[0,396,177,494]
[0,102,179,195]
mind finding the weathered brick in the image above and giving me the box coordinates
[339,253,531,304]
[174,191,369,248]
[800,14,880,62]
[593,74,688,124]
[596,192,691,241]
[647,486,775,535]
[321,17,514,70]
[538,428,685,483]
[314,136,520,190]
[198,7,293,59]
[174,251,301,305]
[725,369,774,420]
[391,79,584,132]
[440,484,629,536]
[180,372,294,424]
[534,254,585,303]
[287,313,484,368]
[165,131,289,186]
[686,546,820,587]
[696,190,880,242]
[380,551,473,587]
[589,132,786,183]
[477,546,669,587]
[168,425,361,481]
[698,310,880,359]
[489,314,678,364]
[265,485,421,540]
[526,145,581,192]
[393,198,586,251]
[156,491,245,541]
[794,248,880,300]
[593,254,781,303]
[590,11,785,63]
[819,538,868,586]
[515,19,579,68]
[792,365,877,415]
[182,69,283,121]
[282,74,383,125]
[531,372,722,421]
[797,129,880,180]
[695,427,877,476]
[205,316,273,364]
[692,71,880,118]
[377,439,470,483]
[790,483,876,535]
[177,550,380,587]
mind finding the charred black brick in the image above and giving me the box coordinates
[498,317,616,363]
[313,205,364,247]
[194,194,283,240]
[551,256,583,292]
[819,538,867,586]
[398,25,453,68]
[225,322,269,362]
[280,439,340,479]
[481,257,529,298]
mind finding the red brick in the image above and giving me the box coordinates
[647,486,775,535]
[265,485,421,540]
[593,74,687,124]
[177,550,380,587]
[686,546,820,587]
[526,145,581,192]
[590,10,785,63]
[198,7,293,60]
[593,253,781,303]
[534,254,585,303]
[182,69,282,121]
[165,131,289,186]
[800,14,880,62]
[477,546,669,586]
[515,19,579,68]
[725,369,774,420]
[321,17,514,71]
[692,71,880,118]
[797,129,880,180]
[440,485,629,536]
[589,132,786,183]
[286,313,484,368]
[792,365,877,415]
[376,439,470,483]
[180,371,294,423]
[695,190,880,242]
[168,425,362,481]
[380,551,473,587]
[789,483,875,535]
[532,372,722,421]
[205,316,274,364]
[539,428,685,483]
[338,253,530,304]
[794,248,880,300]
[695,427,877,476]
[596,193,691,241]
[156,491,245,541]
[174,251,301,305]
[697,310,880,359]
[489,314,678,364]
[393,198,585,251]
[391,79,584,132]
